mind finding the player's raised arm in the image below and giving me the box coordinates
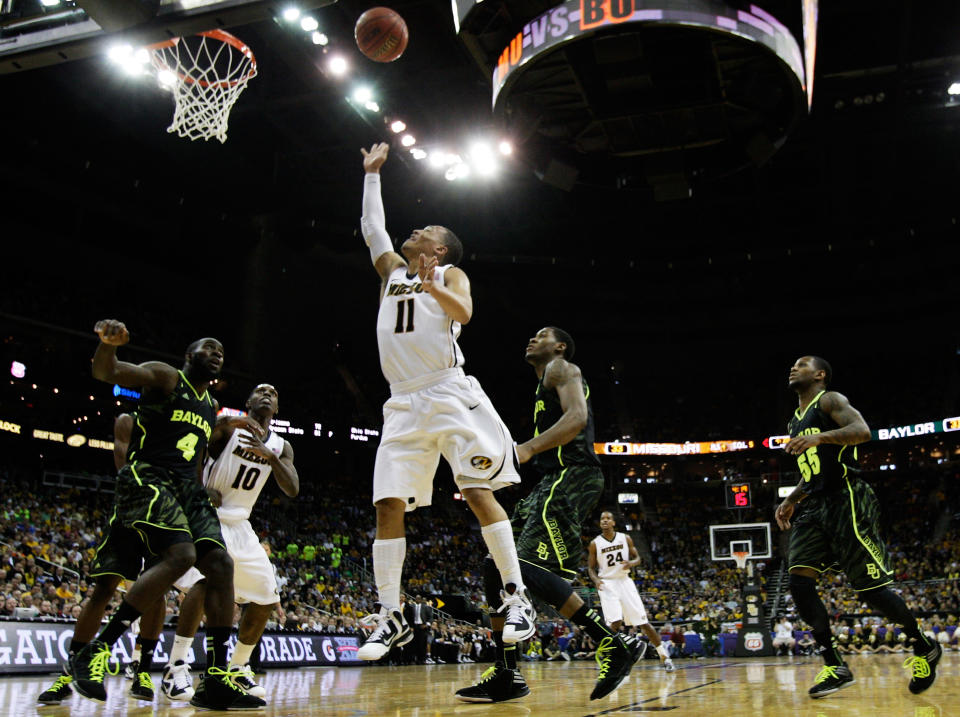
[91,320,178,393]
[515,358,588,463]
[360,142,407,282]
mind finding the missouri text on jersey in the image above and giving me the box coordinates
[386,281,425,296]
[600,543,625,554]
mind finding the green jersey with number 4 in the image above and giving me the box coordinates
[787,389,859,495]
[127,370,216,480]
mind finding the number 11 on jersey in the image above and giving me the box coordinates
[394,298,415,333]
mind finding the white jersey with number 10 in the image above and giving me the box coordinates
[204,428,285,521]
[377,264,465,385]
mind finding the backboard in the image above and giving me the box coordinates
[709,522,772,563]
[0,0,335,73]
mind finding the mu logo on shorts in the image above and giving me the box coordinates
[470,456,493,470]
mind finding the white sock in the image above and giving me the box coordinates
[480,520,524,590]
[373,537,406,611]
[656,643,670,659]
[230,641,256,668]
[169,635,193,666]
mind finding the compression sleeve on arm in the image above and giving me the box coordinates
[360,173,394,264]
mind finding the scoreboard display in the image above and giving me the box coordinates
[726,483,752,509]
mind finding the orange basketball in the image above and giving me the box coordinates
[354,7,408,63]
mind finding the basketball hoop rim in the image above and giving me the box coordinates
[732,551,750,569]
[148,29,257,88]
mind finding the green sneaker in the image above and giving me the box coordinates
[37,671,73,705]
[808,663,855,698]
[130,671,155,700]
[905,639,942,694]
[590,635,639,700]
[69,639,119,702]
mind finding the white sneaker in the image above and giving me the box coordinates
[425,657,435,664]
[230,665,266,698]
[664,658,676,672]
[561,651,571,661]
[357,607,412,661]
[499,584,537,644]
[161,660,195,701]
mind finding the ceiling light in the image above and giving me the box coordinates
[444,167,458,181]
[40,0,60,5]
[390,120,406,133]
[949,82,960,96]
[311,32,328,46]
[282,7,301,22]
[300,16,318,32]
[157,69,177,88]
[364,101,380,112]
[410,148,427,160]
[498,141,513,155]
[400,134,415,147]
[353,87,373,104]
[328,56,348,76]
[107,44,133,64]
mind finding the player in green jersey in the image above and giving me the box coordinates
[775,355,941,699]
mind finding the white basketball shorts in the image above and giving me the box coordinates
[598,578,649,626]
[373,368,521,511]
[174,518,279,605]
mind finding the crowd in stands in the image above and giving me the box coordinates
[3,451,960,666]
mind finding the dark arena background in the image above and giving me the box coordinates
[1,0,959,714]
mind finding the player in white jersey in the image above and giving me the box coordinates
[356,142,536,661]
[162,384,298,702]
[588,511,675,671]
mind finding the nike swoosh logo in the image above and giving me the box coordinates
[468,404,480,410]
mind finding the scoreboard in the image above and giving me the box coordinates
[725,483,752,509]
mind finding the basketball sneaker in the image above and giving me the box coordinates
[231,664,266,698]
[123,659,139,680]
[161,659,195,701]
[130,671,155,701]
[455,665,530,703]
[69,639,118,702]
[590,635,642,700]
[664,657,676,672]
[189,666,266,710]
[357,606,412,661]
[499,584,537,644]
[905,638,942,694]
[808,663,855,698]
[37,671,73,705]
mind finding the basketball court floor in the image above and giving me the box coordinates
[6,653,955,716]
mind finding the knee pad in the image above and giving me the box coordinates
[484,557,503,614]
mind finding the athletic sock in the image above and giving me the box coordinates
[656,643,670,660]
[206,626,232,670]
[169,635,193,666]
[571,604,616,644]
[373,537,406,611]
[138,638,158,673]
[492,630,518,671]
[790,574,843,666]
[97,600,143,647]
[480,521,524,590]
[230,640,256,668]
[131,644,142,662]
[861,587,933,647]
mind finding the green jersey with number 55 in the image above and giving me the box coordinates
[126,370,216,479]
[787,389,859,495]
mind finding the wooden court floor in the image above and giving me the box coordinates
[9,653,956,716]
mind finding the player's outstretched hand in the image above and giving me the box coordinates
[418,253,439,288]
[94,320,130,346]
[238,429,273,460]
[361,142,390,173]
[222,416,265,438]
[774,500,795,530]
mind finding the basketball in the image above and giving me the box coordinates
[354,7,408,63]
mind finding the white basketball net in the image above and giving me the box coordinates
[150,30,257,144]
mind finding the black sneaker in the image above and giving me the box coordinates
[37,671,73,705]
[590,635,641,701]
[69,640,119,702]
[905,638,942,694]
[455,665,530,703]
[357,606,412,661]
[130,672,155,701]
[500,584,537,644]
[808,663,855,698]
[190,667,266,710]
